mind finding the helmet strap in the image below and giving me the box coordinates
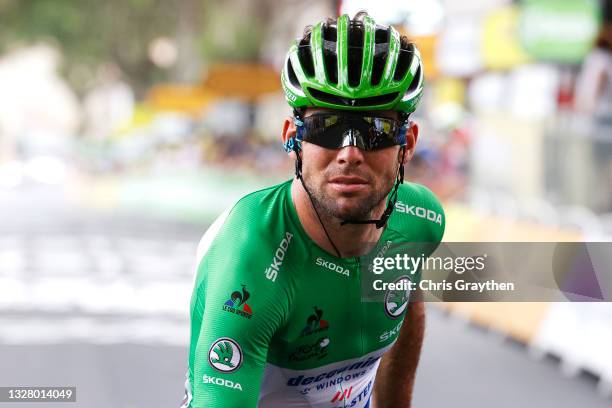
[294,150,343,258]
[340,147,405,229]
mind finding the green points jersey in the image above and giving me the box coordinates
[182,179,444,408]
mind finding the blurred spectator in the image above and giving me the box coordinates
[0,45,79,161]
[575,1,612,122]
[573,2,612,211]
[83,64,134,141]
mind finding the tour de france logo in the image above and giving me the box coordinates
[289,336,330,362]
[384,276,411,319]
[208,337,243,373]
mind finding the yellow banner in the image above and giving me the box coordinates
[399,29,439,80]
[482,5,531,70]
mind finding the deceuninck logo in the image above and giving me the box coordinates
[208,337,243,373]
[384,276,411,319]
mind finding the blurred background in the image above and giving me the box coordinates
[0,0,611,407]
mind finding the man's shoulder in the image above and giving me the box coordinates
[396,183,444,212]
[223,179,291,227]
[191,179,300,314]
[195,180,294,263]
[389,182,445,242]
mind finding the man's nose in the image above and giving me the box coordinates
[336,145,364,166]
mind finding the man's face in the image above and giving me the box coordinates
[298,108,406,221]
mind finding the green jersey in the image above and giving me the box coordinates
[182,179,444,408]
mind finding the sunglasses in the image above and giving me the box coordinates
[294,113,408,151]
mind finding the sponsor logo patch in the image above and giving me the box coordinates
[202,374,243,391]
[384,276,411,319]
[395,201,443,226]
[330,386,352,403]
[331,381,372,408]
[208,337,243,373]
[222,285,253,319]
[300,306,329,337]
[289,355,380,396]
[289,337,330,362]
[316,257,350,277]
[379,321,403,342]
[265,232,294,282]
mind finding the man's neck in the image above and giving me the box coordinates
[291,178,386,258]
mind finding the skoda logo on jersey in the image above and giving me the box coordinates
[202,374,243,391]
[384,276,411,319]
[395,201,443,226]
[315,257,350,277]
[265,231,294,282]
[208,337,243,373]
[379,321,403,343]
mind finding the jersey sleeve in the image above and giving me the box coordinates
[417,183,445,246]
[411,184,445,284]
[184,204,292,408]
[392,183,445,245]
[385,183,446,286]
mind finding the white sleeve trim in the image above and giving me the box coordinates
[194,206,232,274]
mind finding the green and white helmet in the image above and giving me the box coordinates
[281,13,424,114]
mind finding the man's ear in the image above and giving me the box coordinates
[399,121,419,164]
[282,116,297,159]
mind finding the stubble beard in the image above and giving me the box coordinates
[303,172,396,222]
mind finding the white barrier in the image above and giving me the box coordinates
[532,303,612,397]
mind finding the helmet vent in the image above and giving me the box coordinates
[371,45,388,86]
[323,24,337,42]
[322,23,338,85]
[298,35,315,78]
[393,46,413,82]
[347,22,364,87]
[371,28,390,86]
[308,87,398,107]
[323,46,338,85]
[374,28,388,44]
[405,65,421,94]
[287,59,301,88]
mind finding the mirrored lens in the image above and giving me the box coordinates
[300,114,403,151]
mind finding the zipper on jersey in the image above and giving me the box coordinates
[355,256,366,355]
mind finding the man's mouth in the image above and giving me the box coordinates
[328,176,369,193]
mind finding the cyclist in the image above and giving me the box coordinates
[181,11,444,408]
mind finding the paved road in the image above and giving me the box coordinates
[1,312,609,408]
[415,309,610,408]
[0,185,609,407]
